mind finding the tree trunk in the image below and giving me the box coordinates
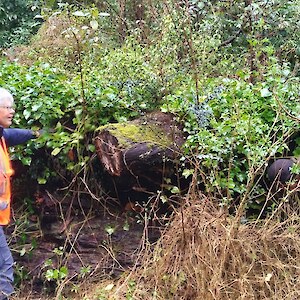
[94,111,186,204]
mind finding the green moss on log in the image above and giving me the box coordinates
[97,123,173,148]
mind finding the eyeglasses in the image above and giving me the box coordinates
[0,106,15,111]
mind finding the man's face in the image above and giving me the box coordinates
[0,98,15,128]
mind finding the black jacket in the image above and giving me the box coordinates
[0,127,36,146]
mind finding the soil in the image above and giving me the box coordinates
[9,192,162,299]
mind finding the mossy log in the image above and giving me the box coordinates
[94,112,186,203]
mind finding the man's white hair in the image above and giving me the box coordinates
[0,88,14,104]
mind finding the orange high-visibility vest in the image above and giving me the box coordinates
[0,137,13,225]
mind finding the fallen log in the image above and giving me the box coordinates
[94,111,187,204]
[267,157,300,193]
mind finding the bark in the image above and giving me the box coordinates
[94,112,186,203]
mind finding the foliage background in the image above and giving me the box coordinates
[0,0,300,299]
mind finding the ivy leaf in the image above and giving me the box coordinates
[105,224,116,235]
[171,186,180,194]
[59,266,68,279]
[32,103,42,112]
[99,12,110,17]
[90,20,98,30]
[123,221,130,231]
[20,247,26,256]
[160,195,168,203]
[21,156,32,166]
[260,88,272,97]
[182,168,194,178]
[23,109,31,120]
[38,177,47,184]
[72,11,90,17]
[51,148,61,156]
[45,269,54,281]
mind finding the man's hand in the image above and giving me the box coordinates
[32,128,55,138]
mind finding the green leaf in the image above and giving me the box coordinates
[59,266,68,279]
[99,12,110,17]
[45,269,54,281]
[90,20,98,30]
[105,225,116,235]
[123,221,130,231]
[72,11,90,17]
[21,156,32,166]
[260,88,272,97]
[23,109,31,120]
[160,195,168,203]
[170,186,180,194]
[44,259,53,267]
[87,144,95,152]
[38,177,47,184]
[182,168,194,178]
[290,164,300,175]
[53,269,59,280]
[51,148,61,156]
[20,247,26,256]
[32,103,42,111]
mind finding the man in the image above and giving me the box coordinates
[0,87,40,300]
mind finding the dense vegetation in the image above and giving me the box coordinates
[0,0,300,299]
[0,0,42,47]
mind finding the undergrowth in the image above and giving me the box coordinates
[2,1,300,299]
[101,189,300,300]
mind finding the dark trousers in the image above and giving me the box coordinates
[0,226,14,299]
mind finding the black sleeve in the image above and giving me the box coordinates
[3,128,35,146]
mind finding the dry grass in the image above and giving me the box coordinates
[11,174,300,300]
[107,191,300,300]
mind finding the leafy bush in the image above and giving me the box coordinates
[160,56,299,213]
[0,34,164,185]
[2,1,300,299]
[0,0,42,48]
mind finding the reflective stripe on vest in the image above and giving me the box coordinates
[0,137,13,225]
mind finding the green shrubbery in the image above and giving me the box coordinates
[0,1,300,298]
[0,40,164,186]
[0,1,299,214]
[0,0,42,47]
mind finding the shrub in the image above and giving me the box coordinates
[0,0,42,48]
